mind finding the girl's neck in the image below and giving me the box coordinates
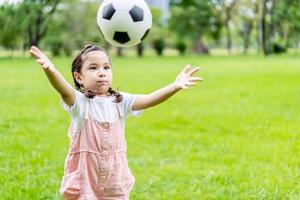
[84,90,109,98]
[96,92,109,97]
[97,94,108,97]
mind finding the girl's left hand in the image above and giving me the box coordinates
[173,64,203,90]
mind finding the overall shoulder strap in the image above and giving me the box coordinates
[84,99,90,119]
[116,103,124,118]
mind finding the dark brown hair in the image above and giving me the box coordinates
[71,44,123,103]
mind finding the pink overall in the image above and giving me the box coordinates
[60,101,135,200]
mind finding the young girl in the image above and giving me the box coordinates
[29,44,203,200]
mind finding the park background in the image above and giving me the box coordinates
[0,0,300,199]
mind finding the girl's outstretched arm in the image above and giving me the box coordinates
[132,64,203,110]
[29,46,75,107]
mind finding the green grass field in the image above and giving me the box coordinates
[0,54,300,199]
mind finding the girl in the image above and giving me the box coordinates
[29,44,203,200]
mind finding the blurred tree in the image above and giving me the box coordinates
[272,0,300,50]
[175,40,187,55]
[238,0,256,54]
[136,43,143,57]
[43,0,103,56]
[135,7,162,57]
[261,0,272,55]
[224,0,235,54]
[251,0,261,53]
[134,7,165,57]
[116,47,123,57]
[211,0,236,54]
[169,0,218,54]
[17,0,61,48]
[260,0,300,55]
[0,4,22,54]
[146,7,171,56]
[153,38,165,56]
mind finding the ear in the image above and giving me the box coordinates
[74,72,83,85]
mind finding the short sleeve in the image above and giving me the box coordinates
[61,89,85,119]
[120,92,143,117]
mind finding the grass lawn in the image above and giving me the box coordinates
[0,54,300,199]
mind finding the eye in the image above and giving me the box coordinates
[104,65,111,70]
[89,65,97,70]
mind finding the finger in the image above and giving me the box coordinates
[185,82,197,87]
[30,46,40,55]
[30,46,36,51]
[30,45,37,50]
[188,67,201,76]
[31,46,43,54]
[29,49,41,59]
[30,48,44,59]
[36,59,44,65]
[42,63,49,69]
[182,85,189,90]
[188,77,204,82]
[182,64,192,74]
[31,46,46,57]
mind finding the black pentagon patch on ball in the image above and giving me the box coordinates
[102,3,115,20]
[129,5,144,22]
[113,32,130,44]
[141,29,150,41]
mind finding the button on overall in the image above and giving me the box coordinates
[100,122,110,129]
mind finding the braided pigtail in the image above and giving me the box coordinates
[108,87,123,103]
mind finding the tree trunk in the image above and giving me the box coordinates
[254,1,261,53]
[225,7,232,54]
[104,41,111,51]
[10,48,13,58]
[136,43,144,57]
[116,47,123,57]
[225,2,235,54]
[193,38,209,54]
[282,22,290,47]
[261,0,269,55]
[261,0,277,55]
[22,40,27,55]
[268,0,276,41]
[28,25,36,47]
[243,22,253,55]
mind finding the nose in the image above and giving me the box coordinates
[98,68,106,77]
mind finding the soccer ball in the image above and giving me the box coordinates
[97,0,152,47]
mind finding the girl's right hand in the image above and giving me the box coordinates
[29,46,55,71]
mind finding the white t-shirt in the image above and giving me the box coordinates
[61,90,143,138]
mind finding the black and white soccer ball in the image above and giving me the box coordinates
[97,0,152,47]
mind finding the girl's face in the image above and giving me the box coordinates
[74,51,113,97]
